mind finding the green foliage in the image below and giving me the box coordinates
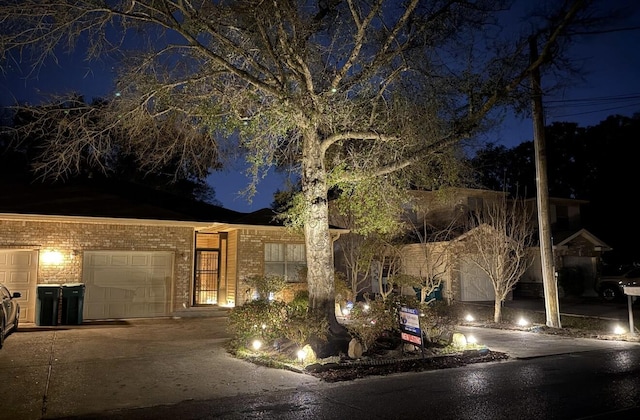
[282,313,329,347]
[227,300,289,347]
[347,298,401,350]
[244,274,287,300]
[332,178,408,237]
[334,271,354,303]
[287,290,309,317]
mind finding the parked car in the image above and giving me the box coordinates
[595,266,640,302]
[0,284,21,349]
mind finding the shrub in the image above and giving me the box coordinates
[227,300,289,348]
[244,274,287,300]
[347,298,400,350]
[287,289,309,317]
[282,313,329,347]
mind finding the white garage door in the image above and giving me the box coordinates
[460,258,494,301]
[0,250,38,323]
[82,251,174,320]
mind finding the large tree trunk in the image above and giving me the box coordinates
[301,130,348,355]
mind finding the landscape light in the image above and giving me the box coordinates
[341,307,351,316]
[252,339,262,351]
[363,303,370,312]
[465,314,475,322]
[613,325,626,335]
[467,335,477,345]
[517,317,529,327]
[297,348,307,362]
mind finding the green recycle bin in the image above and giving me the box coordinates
[36,284,61,326]
[61,283,85,325]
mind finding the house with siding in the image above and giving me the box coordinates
[0,181,346,324]
[333,187,611,303]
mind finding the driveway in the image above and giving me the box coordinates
[1,303,639,420]
[0,317,319,420]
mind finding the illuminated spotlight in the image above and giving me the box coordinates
[517,317,529,327]
[613,325,626,335]
[465,314,475,322]
[252,340,262,351]
[261,323,267,330]
[341,307,351,316]
[297,348,307,362]
[467,335,477,345]
[363,303,370,312]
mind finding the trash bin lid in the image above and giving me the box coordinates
[62,283,85,288]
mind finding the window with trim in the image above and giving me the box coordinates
[264,243,306,282]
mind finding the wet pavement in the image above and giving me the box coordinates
[0,298,639,419]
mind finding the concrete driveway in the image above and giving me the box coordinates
[0,316,320,420]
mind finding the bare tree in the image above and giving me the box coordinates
[400,217,460,304]
[463,197,534,322]
[0,1,597,347]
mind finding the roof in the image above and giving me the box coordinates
[0,179,243,223]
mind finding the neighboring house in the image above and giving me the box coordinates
[334,187,610,303]
[0,180,346,323]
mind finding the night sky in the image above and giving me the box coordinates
[1,2,639,212]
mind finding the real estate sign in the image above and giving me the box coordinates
[399,306,422,346]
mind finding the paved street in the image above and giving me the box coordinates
[1,299,639,420]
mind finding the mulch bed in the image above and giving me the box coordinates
[304,349,510,382]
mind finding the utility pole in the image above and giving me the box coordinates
[529,36,561,328]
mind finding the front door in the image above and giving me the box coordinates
[193,250,219,305]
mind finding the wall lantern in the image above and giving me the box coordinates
[41,250,64,265]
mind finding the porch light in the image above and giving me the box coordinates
[252,339,262,351]
[41,250,64,265]
[613,325,626,335]
[517,317,529,327]
[465,314,475,322]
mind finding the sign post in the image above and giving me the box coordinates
[623,286,640,336]
[399,306,425,358]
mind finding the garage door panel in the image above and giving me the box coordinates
[460,258,494,301]
[83,251,173,320]
[0,250,38,323]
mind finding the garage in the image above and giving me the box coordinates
[0,250,38,323]
[82,251,174,320]
[460,258,494,301]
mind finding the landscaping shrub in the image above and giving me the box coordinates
[227,299,289,348]
[244,274,287,301]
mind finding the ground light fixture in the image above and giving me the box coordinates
[252,339,262,351]
[465,314,475,322]
[467,335,477,345]
[297,348,307,362]
[613,325,626,335]
[517,317,529,327]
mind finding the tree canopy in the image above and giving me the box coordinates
[0,0,603,352]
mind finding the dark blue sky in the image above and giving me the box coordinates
[2,2,639,212]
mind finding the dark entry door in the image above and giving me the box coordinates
[194,250,219,305]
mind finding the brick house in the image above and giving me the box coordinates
[0,181,346,323]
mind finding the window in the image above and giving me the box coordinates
[264,243,306,282]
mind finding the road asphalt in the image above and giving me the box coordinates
[1,298,639,420]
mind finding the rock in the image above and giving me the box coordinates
[348,338,363,359]
[451,332,467,348]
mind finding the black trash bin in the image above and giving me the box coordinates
[36,284,61,326]
[61,283,85,325]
